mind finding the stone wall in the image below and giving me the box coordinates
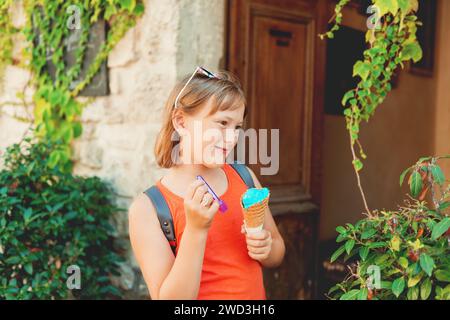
[0,0,226,299]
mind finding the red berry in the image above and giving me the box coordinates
[408,250,419,262]
[417,228,424,238]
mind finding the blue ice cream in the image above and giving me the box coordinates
[241,187,270,209]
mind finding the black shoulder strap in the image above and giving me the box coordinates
[143,186,177,255]
[143,163,254,255]
[230,162,255,188]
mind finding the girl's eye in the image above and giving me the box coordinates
[217,120,242,130]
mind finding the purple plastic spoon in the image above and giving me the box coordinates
[196,175,228,213]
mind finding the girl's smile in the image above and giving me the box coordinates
[215,146,228,155]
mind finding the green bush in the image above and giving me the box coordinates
[329,156,450,300]
[0,136,125,299]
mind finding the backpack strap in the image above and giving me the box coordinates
[229,162,255,188]
[143,186,177,255]
[143,162,254,255]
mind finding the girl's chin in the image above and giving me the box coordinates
[200,153,228,167]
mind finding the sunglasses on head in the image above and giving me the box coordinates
[174,66,217,109]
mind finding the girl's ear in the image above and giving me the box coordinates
[172,109,187,136]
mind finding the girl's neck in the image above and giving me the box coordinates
[169,163,223,181]
[161,163,228,198]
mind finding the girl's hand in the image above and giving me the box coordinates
[184,179,220,232]
[241,224,273,262]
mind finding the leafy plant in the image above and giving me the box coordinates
[0,134,125,299]
[320,0,422,214]
[328,156,450,300]
[0,0,145,173]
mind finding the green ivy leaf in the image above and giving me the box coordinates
[345,239,355,255]
[398,256,409,269]
[47,150,61,169]
[343,108,352,117]
[392,276,405,297]
[398,0,418,13]
[352,158,363,172]
[357,288,368,300]
[420,278,432,300]
[336,226,347,234]
[374,0,399,16]
[375,253,390,265]
[340,289,360,300]
[399,167,411,186]
[409,171,422,198]
[336,233,347,243]
[431,218,450,240]
[23,208,33,222]
[419,253,435,277]
[397,0,409,13]
[359,246,369,261]
[361,228,377,240]
[341,90,355,106]
[407,273,422,287]
[134,2,145,15]
[120,0,136,12]
[402,42,423,63]
[330,245,346,263]
[73,121,83,138]
[353,60,370,81]
[368,241,387,249]
[390,235,401,251]
[328,284,341,295]
[435,270,450,282]
[430,165,445,185]
[24,263,33,275]
[407,286,419,300]
[5,256,21,264]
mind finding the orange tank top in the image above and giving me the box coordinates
[156,164,267,300]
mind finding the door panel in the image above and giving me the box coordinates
[250,16,307,186]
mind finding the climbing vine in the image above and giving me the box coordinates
[0,0,144,173]
[0,1,17,95]
[320,0,423,215]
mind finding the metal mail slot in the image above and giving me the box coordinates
[269,28,293,39]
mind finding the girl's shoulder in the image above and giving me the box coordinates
[128,190,172,243]
[129,192,158,221]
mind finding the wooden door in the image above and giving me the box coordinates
[227,0,327,299]
[227,0,326,204]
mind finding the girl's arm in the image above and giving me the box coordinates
[247,167,286,268]
[129,180,219,299]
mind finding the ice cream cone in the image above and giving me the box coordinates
[241,192,269,233]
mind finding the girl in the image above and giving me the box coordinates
[128,67,285,300]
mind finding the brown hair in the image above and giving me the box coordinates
[154,70,246,168]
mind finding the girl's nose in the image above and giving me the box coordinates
[224,128,238,144]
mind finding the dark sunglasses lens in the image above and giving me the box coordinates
[199,67,215,78]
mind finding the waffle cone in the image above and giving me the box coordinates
[241,196,269,228]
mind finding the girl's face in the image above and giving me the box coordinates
[177,97,245,167]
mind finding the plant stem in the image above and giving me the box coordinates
[349,132,371,217]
